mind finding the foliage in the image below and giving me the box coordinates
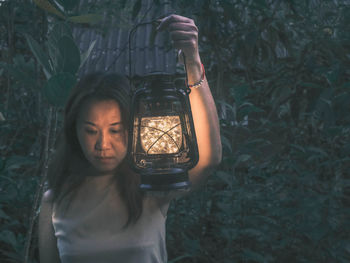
[1,0,350,262]
[1,1,47,262]
[165,0,350,262]
[0,0,98,262]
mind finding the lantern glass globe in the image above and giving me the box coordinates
[140,115,182,154]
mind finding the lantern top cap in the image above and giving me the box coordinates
[144,71,174,80]
[142,72,177,92]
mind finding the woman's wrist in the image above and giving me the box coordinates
[185,59,203,86]
[187,63,205,89]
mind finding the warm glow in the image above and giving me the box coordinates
[140,116,182,154]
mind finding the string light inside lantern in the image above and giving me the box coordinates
[140,116,182,154]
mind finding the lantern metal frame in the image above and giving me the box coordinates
[127,21,199,191]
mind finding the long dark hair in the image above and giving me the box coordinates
[47,72,143,227]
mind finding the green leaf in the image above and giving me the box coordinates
[220,134,232,153]
[4,55,37,88]
[238,102,265,117]
[300,82,323,89]
[306,146,328,157]
[33,0,65,19]
[0,175,16,185]
[0,209,10,220]
[230,84,249,107]
[0,230,17,248]
[47,38,60,72]
[80,40,96,68]
[217,202,231,213]
[47,23,73,72]
[55,0,79,11]
[68,14,103,24]
[57,35,81,74]
[215,170,234,186]
[5,155,36,170]
[42,73,76,106]
[120,0,127,9]
[290,144,306,153]
[245,215,278,227]
[25,34,52,79]
[235,154,251,165]
[341,82,350,89]
[242,249,266,262]
[183,238,200,254]
[168,254,192,263]
[217,99,236,115]
[326,68,340,86]
[303,223,330,243]
[132,0,142,20]
[49,22,73,43]
[0,157,4,170]
[220,228,239,241]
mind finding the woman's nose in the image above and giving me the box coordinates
[95,133,110,150]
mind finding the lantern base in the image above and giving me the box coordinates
[139,168,191,191]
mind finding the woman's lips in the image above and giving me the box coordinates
[95,156,115,163]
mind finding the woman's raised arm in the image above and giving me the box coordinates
[157,15,222,190]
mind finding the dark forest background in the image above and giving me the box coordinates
[1,0,350,262]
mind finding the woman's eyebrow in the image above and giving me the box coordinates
[110,122,122,126]
[83,121,122,126]
[84,121,96,126]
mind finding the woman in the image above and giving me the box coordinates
[39,14,221,263]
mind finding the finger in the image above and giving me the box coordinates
[168,22,198,33]
[157,14,194,31]
[177,50,184,64]
[172,40,198,51]
[170,30,198,41]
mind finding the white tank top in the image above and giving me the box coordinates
[52,179,168,263]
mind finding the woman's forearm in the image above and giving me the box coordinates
[157,14,222,189]
[186,61,222,187]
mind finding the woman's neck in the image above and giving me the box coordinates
[84,170,117,191]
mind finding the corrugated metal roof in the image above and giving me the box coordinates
[73,0,178,78]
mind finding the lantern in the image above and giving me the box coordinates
[128,73,199,191]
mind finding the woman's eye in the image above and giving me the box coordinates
[85,129,97,135]
[111,129,122,134]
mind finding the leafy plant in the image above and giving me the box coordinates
[165,0,350,262]
[0,0,98,262]
[1,0,350,262]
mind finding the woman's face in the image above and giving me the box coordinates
[76,99,128,174]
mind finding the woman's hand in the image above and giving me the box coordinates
[157,14,201,66]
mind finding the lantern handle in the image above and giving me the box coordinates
[128,15,172,90]
[128,21,153,89]
[181,52,191,95]
[128,15,191,94]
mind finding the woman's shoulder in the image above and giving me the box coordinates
[42,189,54,203]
